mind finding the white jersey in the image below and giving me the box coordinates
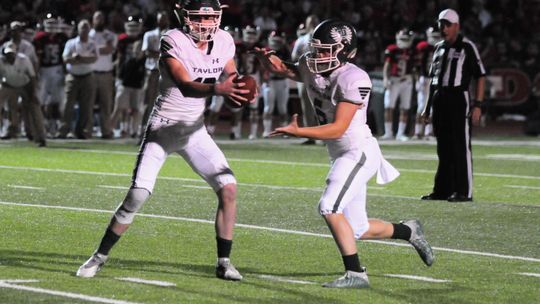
[154,28,235,123]
[298,55,373,159]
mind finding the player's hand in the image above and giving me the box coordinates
[420,110,431,124]
[214,73,249,105]
[249,47,275,58]
[270,114,300,137]
[471,106,482,126]
[383,78,391,89]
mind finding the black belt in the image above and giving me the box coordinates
[94,70,112,74]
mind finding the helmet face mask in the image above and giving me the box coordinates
[306,20,357,74]
[43,14,65,34]
[242,25,259,44]
[426,27,442,46]
[124,16,143,37]
[176,0,223,42]
[267,31,285,50]
[396,29,413,49]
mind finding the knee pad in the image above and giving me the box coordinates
[114,187,150,224]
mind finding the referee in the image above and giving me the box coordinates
[421,9,486,202]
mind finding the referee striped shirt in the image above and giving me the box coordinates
[429,34,485,90]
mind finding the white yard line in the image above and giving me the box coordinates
[1,201,539,263]
[0,279,40,284]
[516,272,540,278]
[99,185,212,191]
[256,275,317,285]
[0,281,139,304]
[116,277,176,287]
[383,274,451,283]
[98,185,129,190]
[505,185,540,190]
[7,185,45,190]
[2,163,540,181]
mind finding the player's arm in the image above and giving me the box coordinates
[471,76,485,126]
[271,102,361,140]
[382,60,391,89]
[162,56,248,100]
[252,47,301,82]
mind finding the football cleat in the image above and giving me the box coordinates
[379,133,394,140]
[216,258,243,281]
[322,270,370,288]
[76,252,108,278]
[403,220,435,266]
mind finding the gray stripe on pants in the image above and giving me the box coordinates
[332,152,367,213]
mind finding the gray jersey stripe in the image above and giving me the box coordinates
[332,153,367,213]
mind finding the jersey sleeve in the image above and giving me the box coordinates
[223,33,236,60]
[336,69,372,105]
[160,33,181,61]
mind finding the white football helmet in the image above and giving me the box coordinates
[242,25,260,44]
[175,0,224,42]
[426,27,442,46]
[43,13,66,34]
[124,16,143,37]
[307,19,358,74]
[396,29,413,49]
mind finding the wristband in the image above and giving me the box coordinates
[473,100,483,108]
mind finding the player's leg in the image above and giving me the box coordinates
[230,107,243,140]
[275,79,290,127]
[179,127,242,280]
[58,74,78,138]
[75,74,96,139]
[318,152,376,288]
[396,78,413,141]
[382,80,398,139]
[111,82,129,137]
[0,87,20,139]
[77,117,169,278]
[262,82,275,137]
[248,98,260,139]
[129,88,144,138]
[206,95,224,137]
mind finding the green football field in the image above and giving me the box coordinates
[1,137,539,303]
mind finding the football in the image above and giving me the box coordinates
[233,74,257,102]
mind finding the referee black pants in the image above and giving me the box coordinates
[431,89,473,198]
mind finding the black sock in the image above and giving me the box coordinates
[216,236,232,258]
[391,223,412,240]
[97,229,121,255]
[342,253,363,272]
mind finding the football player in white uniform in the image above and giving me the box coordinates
[77,0,250,281]
[254,20,434,288]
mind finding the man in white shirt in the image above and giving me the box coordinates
[0,42,46,146]
[58,20,98,139]
[90,11,117,139]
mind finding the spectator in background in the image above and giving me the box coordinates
[34,13,70,137]
[381,28,415,141]
[58,20,98,139]
[254,6,277,36]
[3,21,38,71]
[139,11,170,142]
[291,14,319,144]
[90,11,117,139]
[261,30,291,138]
[111,16,145,138]
[0,42,46,146]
